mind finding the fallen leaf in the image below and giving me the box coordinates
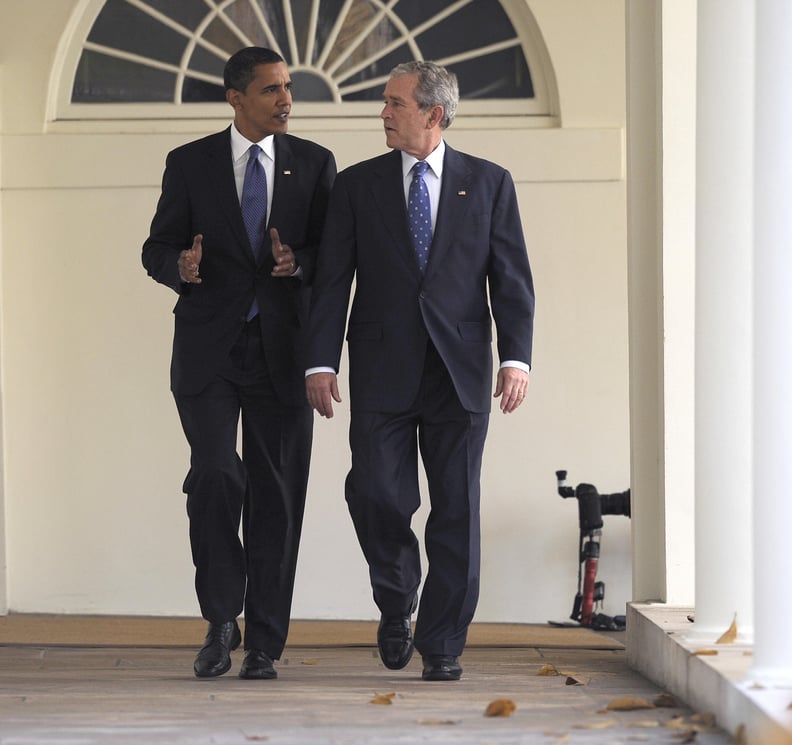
[301,659,319,665]
[565,676,583,686]
[631,720,661,727]
[716,614,738,644]
[537,663,561,676]
[369,692,396,705]
[244,737,269,743]
[484,699,516,717]
[653,693,677,708]
[693,649,718,656]
[673,731,698,743]
[573,720,617,729]
[690,712,715,728]
[417,718,459,725]
[665,716,688,729]
[606,696,655,711]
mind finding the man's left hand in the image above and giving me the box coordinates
[270,227,297,277]
[494,367,530,414]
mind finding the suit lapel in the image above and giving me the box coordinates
[424,144,472,279]
[370,150,421,278]
[205,127,253,262]
[270,134,293,219]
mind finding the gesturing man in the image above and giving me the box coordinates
[143,47,336,679]
[305,61,534,681]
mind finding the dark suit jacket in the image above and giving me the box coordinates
[307,145,534,414]
[143,127,336,404]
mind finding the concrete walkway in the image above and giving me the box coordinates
[0,642,735,744]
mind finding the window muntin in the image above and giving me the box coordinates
[68,0,542,113]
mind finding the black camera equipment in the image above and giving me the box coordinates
[555,470,631,631]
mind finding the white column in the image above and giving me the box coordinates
[692,0,754,640]
[752,0,792,684]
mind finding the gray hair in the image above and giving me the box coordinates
[389,61,459,129]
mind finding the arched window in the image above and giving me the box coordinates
[53,0,556,121]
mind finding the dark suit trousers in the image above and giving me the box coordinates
[345,342,489,658]
[174,320,312,659]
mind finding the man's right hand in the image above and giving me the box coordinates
[306,372,342,418]
[178,234,203,283]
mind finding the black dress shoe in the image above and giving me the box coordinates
[421,655,462,681]
[377,615,414,670]
[239,649,277,680]
[193,620,241,678]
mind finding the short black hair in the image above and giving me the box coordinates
[224,47,285,92]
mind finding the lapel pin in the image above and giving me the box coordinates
[283,170,292,175]
[458,190,466,196]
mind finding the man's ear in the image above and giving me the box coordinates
[427,104,444,128]
[226,88,241,109]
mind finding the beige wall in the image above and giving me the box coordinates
[0,0,631,622]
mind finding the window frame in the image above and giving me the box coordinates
[48,0,558,129]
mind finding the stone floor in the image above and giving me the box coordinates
[0,642,736,744]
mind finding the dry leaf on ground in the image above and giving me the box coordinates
[417,718,459,726]
[565,676,584,686]
[716,614,738,644]
[693,649,718,656]
[369,692,396,705]
[537,663,561,676]
[690,712,716,728]
[572,719,617,730]
[654,693,678,707]
[484,699,517,717]
[606,696,655,711]
[301,659,319,665]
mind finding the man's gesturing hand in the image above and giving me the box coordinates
[178,234,203,283]
[306,372,342,418]
[270,227,297,277]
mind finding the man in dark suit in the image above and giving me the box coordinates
[305,61,534,681]
[143,47,336,680]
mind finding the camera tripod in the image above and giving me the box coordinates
[553,470,631,631]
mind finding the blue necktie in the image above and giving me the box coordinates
[241,144,267,259]
[408,161,432,274]
[241,144,267,320]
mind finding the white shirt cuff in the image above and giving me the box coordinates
[500,360,531,374]
[306,366,336,377]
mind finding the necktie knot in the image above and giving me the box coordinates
[413,161,429,178]
[248,143,262,161]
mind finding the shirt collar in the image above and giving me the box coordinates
[401,139,445,180]
[230,123,275,163]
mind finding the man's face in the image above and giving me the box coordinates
[380,74,438,159]
[227,62,292,141]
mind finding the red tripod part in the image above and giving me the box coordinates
[577,535,601,626]
[580,556,599,625]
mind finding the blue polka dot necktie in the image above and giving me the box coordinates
[241,144,267,320]
[408,161,432,274]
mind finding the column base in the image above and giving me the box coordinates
[627,601,792,745]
